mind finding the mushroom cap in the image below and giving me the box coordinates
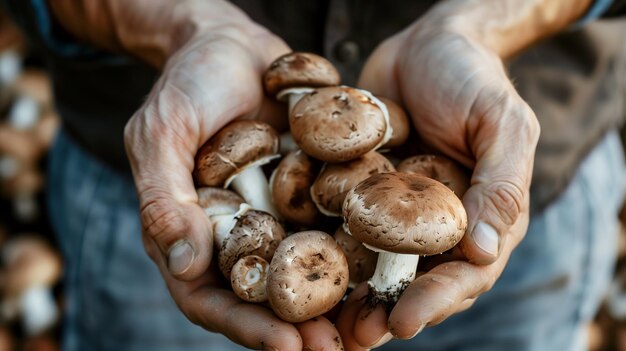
[334,226,377,286]
[197,187,245,217]
[397,155,470,197]
[269,150,321,226]
[194,120,279,187]
[3,235,62,295]
[290,86,388,163]
[263,52,340,97]
[378,97,410,148]
[218,209,285,278]
[343,172,467,255]
[311,151,395,216]
[230,255,270,303]
[267,230,348,322]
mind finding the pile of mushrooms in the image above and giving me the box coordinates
[193,52,472,321]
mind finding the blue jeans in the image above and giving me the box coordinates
[47,131,248,351]
[49,130,625,351]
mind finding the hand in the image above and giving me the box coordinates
[124,25,343,350]
[336,17,540,349]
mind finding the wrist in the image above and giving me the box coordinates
[415,0,593,59]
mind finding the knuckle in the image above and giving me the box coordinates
[140,198,189,247]
[484,180,525,227]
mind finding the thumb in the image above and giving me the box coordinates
[459,92,540,265]
[124,85,214,282]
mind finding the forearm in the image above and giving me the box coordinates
[420,0,593,58]
[47,0,269,68]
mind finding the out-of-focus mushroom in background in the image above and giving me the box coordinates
[1,235,62,336]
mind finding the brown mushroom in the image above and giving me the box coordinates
[397,154,470,197]
[267,230,349,322]
[264,52,340,111]
[194,120,280,217]
[377,97,410,149]
[343,172,467,307]
[2,235,62,335]
[269,149,321,226]
[290,86,392,163]
[196,187,245,242]
[334,225,377,288]
[230,255,270,303]
[311,151,395,216]
[217,205,285,278]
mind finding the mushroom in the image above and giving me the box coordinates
[397,154,470,197]
[311,151,395,216]
[290,86,392,163]
[217,205,285,278]
[267,230,349,322]
[2,235,62,336]
[343,172,467,307]
[194,120,280,217]
[264,52,340,111]
[334,225,377,288]
[377,97,410,149]
[269,149,321,226]
[230,255,270,303]
[196,187,245,239]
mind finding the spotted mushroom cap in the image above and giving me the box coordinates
[267,230,348,323]
[197,187,245,218]
[218,208,285,278]
[194,120,279,187]
[290,86,389,163]
[269,149,321,226]
[263,52,340,97]
[311,151,395,216]
[343,172,467,255]
[397,155,470,197]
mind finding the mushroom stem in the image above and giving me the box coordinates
[230,166,279,218]
[212,213,237,249]
[288,92,305,112]
[211,204,252,250]
[368,251,419,305]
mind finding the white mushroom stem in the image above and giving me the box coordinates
[277,87,316,113]
[230,166,279,218]
[368,250,419,301]
[211,204,251,250]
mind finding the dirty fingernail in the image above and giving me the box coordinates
[471,222,499,256]
[407,323,426,339]
[168,240,195,275]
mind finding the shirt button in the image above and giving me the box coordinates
[334,40,361,64]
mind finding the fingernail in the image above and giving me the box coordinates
[408,323,426,339]
[262,347,278,351]
[168,240,195,275]
[471,221,499,256]
[370,332,394,348]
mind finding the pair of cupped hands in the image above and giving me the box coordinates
[124,14,540,351]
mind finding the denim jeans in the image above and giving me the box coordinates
[48,130,625,351]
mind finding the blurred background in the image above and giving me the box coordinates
[0,6,625,351]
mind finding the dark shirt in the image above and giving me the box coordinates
[3,0,626,213]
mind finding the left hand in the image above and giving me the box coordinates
[336,15,540,350]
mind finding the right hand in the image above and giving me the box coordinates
[124,24,343,350]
